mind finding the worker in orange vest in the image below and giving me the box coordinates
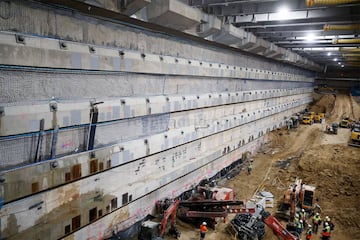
[306,225,313,240]
[322,222,331,240]
[200,222,208,240]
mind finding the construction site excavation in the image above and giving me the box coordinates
[0,1,360,240]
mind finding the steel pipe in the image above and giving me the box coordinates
[343,53,360,56]
[339,47,360,52]
[324,24,360,31]
[306,0,360,6]
[345,57,360,61]
[333,38,360,44]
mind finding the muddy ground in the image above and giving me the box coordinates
[167,93,360,240]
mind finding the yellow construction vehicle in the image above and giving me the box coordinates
[339,115,352,128]
[302,112,315,125]
[314,113,325,123]
[348,123,360,147]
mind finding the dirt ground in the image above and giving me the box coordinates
[168,93,360,240]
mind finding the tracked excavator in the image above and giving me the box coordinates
[138,199,180,240]
[276,177,318,221]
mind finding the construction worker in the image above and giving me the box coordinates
[300,209,307,229]
[294,213,300,224]
[322,222,331,240]
[200,222,208,240]
[247,162,252,175]
[297,219,303,236]
[306,225,313,240]
[312,212,322,234]
[323,216,329,228]
[324,216,335,231]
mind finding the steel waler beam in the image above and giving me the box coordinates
[306,0,360,7]
[339,47,360,52]
[343,53,360,57]
[333,38,360,44]
[324,24,360,31]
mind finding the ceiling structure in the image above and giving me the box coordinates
[35,0,360,77]
[188,0,360,75]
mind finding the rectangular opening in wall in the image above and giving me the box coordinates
[107,160,111,168]
[72,164,82,179]
[65,224,71,234]
[72,215,81,230]
[99,162,104,171]
[65,172,71,182]
[129,194,132,202]
[98,209,103,217]
[122,193,128,205]
[31,182,39,193]
[90,158,98,174]
[89,207,97,222]
[106,205,110,213]
[111,197,118,210]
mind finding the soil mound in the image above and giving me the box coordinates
[310,94,335,114]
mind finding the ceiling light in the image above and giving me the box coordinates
[341,65,344,67]
[278,6,289,15]
[277,6,290,20]
[305,33,315,42]
[338,62,341,65]
[333,58,337,61]
[327,52,331,56]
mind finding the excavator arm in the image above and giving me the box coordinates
[158,199,180,237]
[261,210,299,240]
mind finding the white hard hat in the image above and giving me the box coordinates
[300,220,303,223]
[302,209,305,212]
[325,222,329,226]
[316,213,319,216]
[308,225,312,228]
[202,222,207,225]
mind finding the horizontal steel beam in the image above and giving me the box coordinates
[29,0,278,67]
[279,43,358,48]
[258,31,358,40]
[190,0,360,15]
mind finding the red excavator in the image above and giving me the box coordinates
[138,199,180,240]
[276,177,318,221]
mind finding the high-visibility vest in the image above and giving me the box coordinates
[322,226,331,236]
[313,216,321,224]
[297,221,303,229]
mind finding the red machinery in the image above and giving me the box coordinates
[138,199,180,240]
[158,199,179,237]
[262,211,299,240]
[229,204,299,240]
